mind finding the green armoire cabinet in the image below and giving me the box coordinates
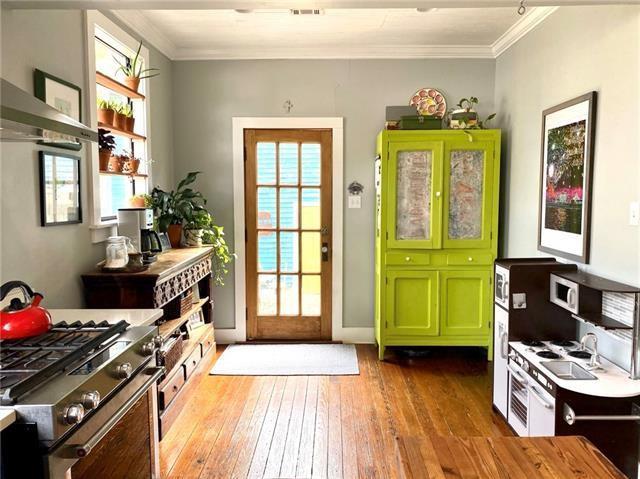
[374,130,500,360]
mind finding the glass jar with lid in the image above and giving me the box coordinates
[105,236,129,269]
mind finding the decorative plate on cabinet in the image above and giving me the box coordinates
[410,88,447,118]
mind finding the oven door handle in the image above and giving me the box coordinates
[528,384,553,409]
[72,366,164,458]
[507,364,528,384]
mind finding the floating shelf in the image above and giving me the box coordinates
[572,312,633,330]
[96,71,145,100]
[554,271,640,293]
[98,123,146,141]
[99,170,148,178]
[158,297,210,341]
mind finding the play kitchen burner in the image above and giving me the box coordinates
[0,320,163,478]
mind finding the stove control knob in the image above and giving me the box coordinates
[62,403,85,425]
[81,391,101,410]
[141,341,156,356]
[115,362,133,379]
[153,335,164,348]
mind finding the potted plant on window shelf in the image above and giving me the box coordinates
[108,153,126,173]
[113,102,128,131]
[115,41,160,93]
[98,129,116,171]
[97,99,115,125]
[121,104,135,132]
[151,172,206,248]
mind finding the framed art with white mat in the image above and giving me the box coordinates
[538,91,597,264]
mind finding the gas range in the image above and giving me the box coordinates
[0,320,160,446]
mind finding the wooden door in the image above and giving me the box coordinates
[386,141,444,250]
[440,270,491,337]
[245,129,332,340]
[385,270,439,337]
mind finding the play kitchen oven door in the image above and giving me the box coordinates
[507,360,556,437]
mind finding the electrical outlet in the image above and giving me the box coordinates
[630,201,640,226]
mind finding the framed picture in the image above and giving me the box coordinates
[34,69,82,151]
[39,151,82,226]
[537,91,597,264]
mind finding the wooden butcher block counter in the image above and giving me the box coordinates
[400,435,625,478]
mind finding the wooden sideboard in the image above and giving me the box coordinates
[82,247,216,439]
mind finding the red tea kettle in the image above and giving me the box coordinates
[0,281,52,340]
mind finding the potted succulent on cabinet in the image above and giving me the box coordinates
[151,172,206,248]
[115,41,160,93]
[98,129,116,171]
[97,99,115,125]
[448,96,496,130]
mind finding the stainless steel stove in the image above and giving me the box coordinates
[0,320,163,478]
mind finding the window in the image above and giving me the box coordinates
[93,25,150,222]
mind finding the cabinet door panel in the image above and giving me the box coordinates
[386,270,438,336]
[440,270,491,336]
[387,141,443,249]
[443,141,494,249]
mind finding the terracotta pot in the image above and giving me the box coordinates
[124,116,135,132]
[128,196,146,208]
[99,148,111,171]
[97,108,115,126]
[124,77,140,92]
[114,112,127,130]
[122,158,140,175]
[167,224,183,248]
[108,155,124,173]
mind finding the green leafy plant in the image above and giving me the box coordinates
[115,41,160,80]
[97,98,111,110]
[120,104,133,118]
[203,223,235,286]
[151,172,206,232]
[448,96,496,130]
[98,129,116,152]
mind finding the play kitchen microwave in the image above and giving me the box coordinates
[549,274,579,314]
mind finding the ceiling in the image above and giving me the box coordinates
[112,6,558,60]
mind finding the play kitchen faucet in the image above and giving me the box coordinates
[580,332,602,370]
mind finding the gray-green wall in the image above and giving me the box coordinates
[0,9,174,307]
[494,5,640,368]
[172,59,496,329]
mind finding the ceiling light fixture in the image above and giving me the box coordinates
[290,9,324,15]
[416,8,437,13]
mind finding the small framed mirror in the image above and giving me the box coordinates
[39,151,82,226]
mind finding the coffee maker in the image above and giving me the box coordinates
[117,208,162,262]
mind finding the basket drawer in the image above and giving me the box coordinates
[447,253,493,266]
[386,252,431,266]
[158,367,185,410]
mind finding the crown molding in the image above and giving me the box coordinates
[111,9,178,59]
[172,45,495,60]
[492,6,559,57]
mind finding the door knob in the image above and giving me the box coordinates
[321,243,329,262]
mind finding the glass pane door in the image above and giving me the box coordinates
[443,142,494,249]
[387,141,443,249]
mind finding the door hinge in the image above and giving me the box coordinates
[385,277,388,285]
[386,231,389,240]
[490,231,493,240]
[385,320,388,329]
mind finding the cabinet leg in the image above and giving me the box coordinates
[378,345,386,361]
[487,344,493,362]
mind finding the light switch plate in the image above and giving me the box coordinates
[630,201,639,226]
[348,195,362,209]
[512,293,527,309]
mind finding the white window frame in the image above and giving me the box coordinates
[84,10,153,242]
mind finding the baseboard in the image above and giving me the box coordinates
[214,327,376,344]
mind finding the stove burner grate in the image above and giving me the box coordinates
[568,350,592,360]
[522,340,544,347]
[551,340,575,347]
[536,350,561,360]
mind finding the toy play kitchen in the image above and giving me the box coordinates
[0,281,52,340]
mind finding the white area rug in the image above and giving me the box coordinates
[210,344,359,376]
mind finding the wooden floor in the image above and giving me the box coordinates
[159,345,621,479]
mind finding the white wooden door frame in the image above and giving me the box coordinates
[219,117,354,343]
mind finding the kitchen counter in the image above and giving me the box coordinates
[50,308,163,327]
[511,341,640,398]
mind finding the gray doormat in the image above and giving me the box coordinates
[210,344,359,376]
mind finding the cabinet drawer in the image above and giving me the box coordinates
[386,252,431,266]
[158,367,185,410]
[200,328,215,356]
[447,253,492,266]
[183,346,201,379]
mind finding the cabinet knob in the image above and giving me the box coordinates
[405,256,411,262]
[468,257,473,262]
[435,191,441,198]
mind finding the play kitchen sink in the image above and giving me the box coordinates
[541,361,598,380]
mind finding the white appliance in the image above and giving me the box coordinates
[117,208,154,253]
[494,264,509,310]
[492,305,509,418]
[550,273,579,314]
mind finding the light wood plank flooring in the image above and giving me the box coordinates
[160,345,511,478]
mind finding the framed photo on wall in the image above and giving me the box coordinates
[537,91,597,264]
[34,69,82,151]
[39,151,82,226]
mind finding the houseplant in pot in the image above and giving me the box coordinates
[122,104,135,132]
[98,129,116,171]
[448,96,496,130]
[202,222,235,286]
[113,102,127,130]
[151,172,206,248]
[183,207,212,247]
[97,99,115,125]
[115,41,160,93]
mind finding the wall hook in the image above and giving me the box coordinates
[517,0,527,15]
